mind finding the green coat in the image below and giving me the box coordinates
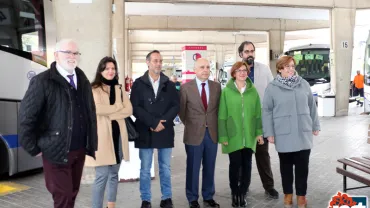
[218,78,263,154]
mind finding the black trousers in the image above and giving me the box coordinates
[228,148,253,195]
[278,149,311,196]
[255,139,274,190]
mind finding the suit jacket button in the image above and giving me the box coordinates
[64,159,68,162]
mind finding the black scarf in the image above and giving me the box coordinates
[101,77,121,164]
[101,77,119,105]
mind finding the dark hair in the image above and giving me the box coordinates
[238,41,256,58]
[146,50,161,61]
[230,61,250,78]
[91,56,118,89]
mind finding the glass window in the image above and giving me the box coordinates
[287,49,330,86]
[0,0,46,66]
[364,44,370,86]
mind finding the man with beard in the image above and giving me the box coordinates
[237,41,279,199]
[19,39,98,208]
[130,50,180,208]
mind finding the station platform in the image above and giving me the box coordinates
[1,104,369,208]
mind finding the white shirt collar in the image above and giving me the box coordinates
[195,77,208,86]
[56,63,76,77]
[148,73,160,84]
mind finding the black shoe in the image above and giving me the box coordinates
[265,188,279,199]
[141,201,152,208]
[203,199,220,207]
[160,198,173,208]
[239,193,247,207]
[232,193,239,207]
[189,201,200,208]
[361,103,364,107]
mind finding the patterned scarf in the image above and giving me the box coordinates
[276,74,299,88]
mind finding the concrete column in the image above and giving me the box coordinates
[53,0,112,81]
[268,29,285,77]
[53,0,113,185]
[330,8,356,116]
[215,44,224,81]
[112,0,125,84]
[234,35,245,62]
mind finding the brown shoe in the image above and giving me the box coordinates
[284,194,293,208]
[297,196,307,208]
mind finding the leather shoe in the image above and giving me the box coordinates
[189,201,200,208]
[141,201,152,208]
[203,199,220,207]
[265,188,279,199]
[232,194,239,207]
[160,198,173,208]
[240,193,247,207]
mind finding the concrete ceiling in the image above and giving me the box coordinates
[125,2,329,20]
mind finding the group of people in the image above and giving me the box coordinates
[18,39,320,208]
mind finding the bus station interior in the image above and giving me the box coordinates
[2,0,370,207]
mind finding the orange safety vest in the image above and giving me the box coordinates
[353,74,364,89]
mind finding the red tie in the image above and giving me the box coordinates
[201,83,208,111]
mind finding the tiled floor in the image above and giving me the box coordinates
[1,104,369,208]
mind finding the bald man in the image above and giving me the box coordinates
[179,58,221,208]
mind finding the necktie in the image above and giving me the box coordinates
[201,83,207,111]
[67,74,76,89]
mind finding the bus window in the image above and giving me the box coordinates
[0,0,46,66]
[287,49,330,86]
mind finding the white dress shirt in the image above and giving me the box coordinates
[149,74,160,98]
[56,63,77,89]
[195,77,209,104]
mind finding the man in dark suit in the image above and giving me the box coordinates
[130,50,180,208]
[179,58,221,208]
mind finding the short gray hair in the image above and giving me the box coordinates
[55,39,78,51]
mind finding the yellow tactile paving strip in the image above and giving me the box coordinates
[0,182,30,196]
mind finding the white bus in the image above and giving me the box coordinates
[0,0,56,176]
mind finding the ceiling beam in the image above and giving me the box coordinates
[127,16,329,31]
[125,0,369,9]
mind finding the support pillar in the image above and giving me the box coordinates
[53,0,113,81]
[330,8,356,116]
[112,0,125,83]
[53,0,113,185]
[268,29,285,77]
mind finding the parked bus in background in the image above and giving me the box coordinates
[0,0,56,176]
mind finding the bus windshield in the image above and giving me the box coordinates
[286,49,330,86]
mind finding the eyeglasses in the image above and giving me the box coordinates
[57,50,81,56]
[235,69,249,73]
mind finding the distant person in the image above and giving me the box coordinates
[130,50,180,208]
[170,75,181,91]
[218,61,264,207]
[85,57,133,208]
[262,56,320,208]
[352,70,364,107]
[170,75,182,125]
[19,39,98,208]
[238,41,278,198]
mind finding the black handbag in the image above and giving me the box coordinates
[120,86,139,142]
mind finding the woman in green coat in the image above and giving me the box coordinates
[218,61,264,207]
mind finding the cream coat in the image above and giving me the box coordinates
[85,85,132,167]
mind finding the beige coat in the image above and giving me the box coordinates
[85,85,132,167]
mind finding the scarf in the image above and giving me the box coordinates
[101,77,121,164]
[276,74,299,88]
[101,77,119,105]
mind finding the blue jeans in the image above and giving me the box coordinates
[139,148,172,202]
[92,164,121,208]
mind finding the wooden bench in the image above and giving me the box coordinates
[336,157,370,192]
